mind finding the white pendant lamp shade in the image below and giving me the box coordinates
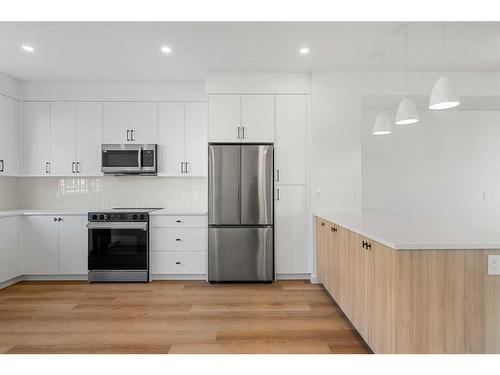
[395,97,419,125]
[372,113,392,135]
[429,76,460,110]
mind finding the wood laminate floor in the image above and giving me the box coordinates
[0,280,371,354]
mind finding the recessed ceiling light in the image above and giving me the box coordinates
[161,46,172,54]
[299,47,309,55]
[21,45,35,52]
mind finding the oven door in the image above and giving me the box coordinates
[101,144,142,174]
[87,222,148,272]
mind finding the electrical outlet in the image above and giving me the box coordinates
[488,255,500,275]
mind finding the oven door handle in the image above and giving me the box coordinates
[86,222,148,231]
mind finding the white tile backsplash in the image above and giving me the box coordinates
[18,176,207,210]
[0,177,19,210]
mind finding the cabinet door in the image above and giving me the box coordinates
[20,216,59,275]
[336,225,351,316]
[0,96,19,176]
[275,95,307,185]
[0,216,19,283]
[276,185,307,274]
[241,95,275,142]
[23,102,51,176]
[130,102,158,143]
[208,94,240,142]
[316,218,328,288]
[76,103,102,176]
[50,102,76,176]
[158,102,184,176]
[102,102,130,143]
[185,101,207,176]
[369,242,396,353]
[349,232,373,343]
[59,216,88,275]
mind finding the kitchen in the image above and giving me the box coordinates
[0,13,500,365]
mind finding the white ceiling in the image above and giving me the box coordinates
[0,22,499,81]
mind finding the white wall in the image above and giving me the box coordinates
[0,72,19,99]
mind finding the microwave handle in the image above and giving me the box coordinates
[138,148,142,169]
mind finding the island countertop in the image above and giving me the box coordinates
[315,211,500,250]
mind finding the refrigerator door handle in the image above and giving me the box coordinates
[276,188,280,201]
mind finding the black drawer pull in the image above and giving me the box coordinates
[176,238,182,241]
[175,261,181,265]
[176,220,182,223]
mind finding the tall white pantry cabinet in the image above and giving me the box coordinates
[208,93,309,278]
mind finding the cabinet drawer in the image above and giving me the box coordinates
[152,228,208,251]
[151,251,207,274]
[151,215,207,228]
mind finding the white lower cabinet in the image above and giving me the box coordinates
[21,216,59,275]
[20,215,87,276]
[275,185,307,275]
[59,216,88,275]
[0,216,19,283]
[150,214,207,278]
[152,251,207,275]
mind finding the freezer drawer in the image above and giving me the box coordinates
[208,227,273,282]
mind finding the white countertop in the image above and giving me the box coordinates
[0,208,207,218]
[149,208,207,216]
[315,211,500,250]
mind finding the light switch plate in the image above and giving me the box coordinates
[488,255,500,275]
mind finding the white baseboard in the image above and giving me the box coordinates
[309,275,320,284]
[151,274,207,281]
[276,273,311,280]
[0,275,23,289]
[23,275,88,281]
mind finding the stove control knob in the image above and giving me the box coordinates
[91,214,98,220]
[99,214,104,220]
[132,214,138,220]
[140,214,145,220]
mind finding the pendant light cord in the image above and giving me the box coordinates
[381,53,384,96]
[442,22,446,72]
[404,26,408,95]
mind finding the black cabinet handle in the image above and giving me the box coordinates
[321,222,325,227]
[176,220,182,223]
[331,226,338,233]
[175,261,181,265]
[176,238,181,241]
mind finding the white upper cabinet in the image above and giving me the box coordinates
[158,102,185,176]
[50,102,76,176]
[59,216,88,275]
[102,102,158,144]
[208,94,241,142]
[275,95,307,185]
[241,95,275,142]
[184,102,207,176]
[158,101,207,177]
[75,102,102,176]
[208,94,275,143]
[276,185,307,275]
[102,102,130,143]
[23,102,51,176]
[0,95,19,176]
[130,102,158,143]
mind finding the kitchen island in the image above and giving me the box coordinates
[315,211,500,354]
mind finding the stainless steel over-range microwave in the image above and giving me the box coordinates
[101,144,157,175]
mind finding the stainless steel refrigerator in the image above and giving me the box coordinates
[208,144,274,282]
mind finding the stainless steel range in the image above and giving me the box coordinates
[86,208,159,282]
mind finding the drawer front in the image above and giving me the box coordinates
[151,215,207,228]
[151,251,207,274]
[152,228,208,251]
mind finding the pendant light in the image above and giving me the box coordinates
[429,22,460,110]
[372,51,392,135]
[395,25,419,125]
